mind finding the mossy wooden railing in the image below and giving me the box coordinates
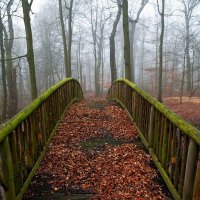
[107,78,200,200]
[0,78,83,200]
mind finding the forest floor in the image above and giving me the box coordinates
[23,99,172,200]
[164,96,200,129]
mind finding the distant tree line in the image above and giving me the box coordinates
[0,0,200,123]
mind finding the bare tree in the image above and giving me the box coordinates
[0,10,7,122]
[157,0,165,102]
[67,0,73,76]
[4,0,18,117]
[129,0,148,82]
[22,0,37,100]
[122,0,131,80]
[59,0,69,77]
[179,0,200,92]
[110,0,121,83]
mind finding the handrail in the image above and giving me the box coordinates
[107,78,200,200]
[0,78,83,200]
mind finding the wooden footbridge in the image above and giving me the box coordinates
[0,78,200,200]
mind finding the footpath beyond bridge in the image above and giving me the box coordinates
[0,78,200,200]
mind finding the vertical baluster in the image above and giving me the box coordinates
[9,130,20,194]
[174,129,181,188]
[178,135,189,196]
[182,139,198,200]
[30,114,37,162]
[155,112,161,156]
[158,115,164,160]
[153,110,159,154]
[166,122,172,174]
[133,92,136,121]
[169,125,177,181]
[193,151,200,200]
[16,124,25,188]
[0,138,15,200]
[161,118,168,168]
[148,106,155,148]
[41,103,47,145]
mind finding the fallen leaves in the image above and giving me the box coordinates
[164,97,200,129]
[23,99,172,200]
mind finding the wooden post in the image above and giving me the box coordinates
[161,118,168,168]
[192,151,200,200]
[9,131,21,194]
[0,138,16,200]
[41,104,47,145]
[148,106,155,148]
[178,135,189,196]
[182,139,198,200]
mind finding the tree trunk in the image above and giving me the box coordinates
[140,31,145,89]
[185,17,191,92]
[157,0,165,103]
[180,51,186,105]
[129,23,136,83]
[0,11,7,121]
[22,0,37,100]
[59,0,69,77]
[5,0,18,117]
[122,0,131,81]
[129,0,148,82]
[110,0,121,83]
[67,0,73,77]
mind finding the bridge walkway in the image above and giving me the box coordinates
[23,99,172,200]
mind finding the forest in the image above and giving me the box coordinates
[1,1,200,199]
[0,0,200,125]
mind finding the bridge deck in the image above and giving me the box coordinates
[23,99,172,199]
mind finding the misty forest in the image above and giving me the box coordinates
[1,0,200,199]
[0,0,199,124]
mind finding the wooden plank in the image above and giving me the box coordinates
[183,139,199,200]
[0,138,15,200]
[193,152,200,200]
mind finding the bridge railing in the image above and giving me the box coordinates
[107,78,200,200]
[0,78,83,200]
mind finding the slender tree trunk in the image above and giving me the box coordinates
[110,0,121,83]
[68,0,73,77]
[140,31,145,89]
[122,0,131,81]
[129,0,148,82]
[5,0,18,117]
[0,11,7,121]
[170,39,178,96]
[78,37,83,87]
[129,23,136,82]
[185,17,191,92]
[58,0,69,77]
[101,47,105,95]
[22,0,37,100]
[90,7,98,96]
[180,51,186,105]
[157,0,165,103]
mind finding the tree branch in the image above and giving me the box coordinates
[1,54,27,61]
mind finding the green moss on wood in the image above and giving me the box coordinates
[149,149,182,200]
[16,98,79,200]
[0,78,83,143]
[109,78,200,145]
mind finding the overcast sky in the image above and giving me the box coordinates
[32,0,45,13]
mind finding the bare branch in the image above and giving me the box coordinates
[1,54,27,62]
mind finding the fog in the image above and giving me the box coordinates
[0,0,200,123]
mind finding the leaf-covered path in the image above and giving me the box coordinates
[24,99,172,200]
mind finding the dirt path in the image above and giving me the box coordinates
[23,99,172,200]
